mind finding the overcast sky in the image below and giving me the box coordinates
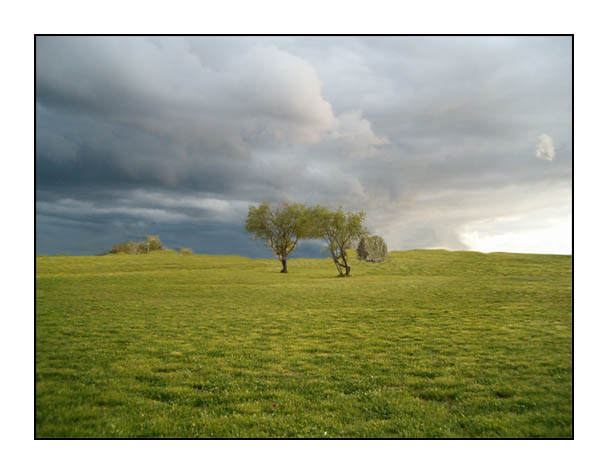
[35,36,572,256]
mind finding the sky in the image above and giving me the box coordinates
[35,35,572,256]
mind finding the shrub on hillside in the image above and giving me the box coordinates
[109,235,165,254]
[357,235,388,262]
[111,241,139,254]
[145,235,164,251]
[179,247,193,255]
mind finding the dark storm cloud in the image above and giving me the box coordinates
[36,36,572,255]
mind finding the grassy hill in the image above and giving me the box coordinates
[35,249,572,438]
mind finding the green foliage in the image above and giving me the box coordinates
[109,235,165,254]
[110,241,139,254]
[356,237,367,260]
[245,201,315,272]
[36,250,572,438]
[357,235,388,262]
[310,205,367,276]
[244,201,372,276]
[145,235,164,251]
[179,248,194,255]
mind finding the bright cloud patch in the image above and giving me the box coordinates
[536,134,556,161]
[459,208,571,255]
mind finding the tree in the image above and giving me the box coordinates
[356,236,368,261]
[357,235,388,262]
[311,206,367,277]
[245,201,314,273]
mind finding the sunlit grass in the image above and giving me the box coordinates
[35,249,572,438]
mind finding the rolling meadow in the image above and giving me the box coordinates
[35,249,572,438]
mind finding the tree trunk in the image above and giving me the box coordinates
[280,258,288,273]
[340,250,351,276]
[331,252,344,276]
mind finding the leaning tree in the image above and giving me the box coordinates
[245,201,314,273]
[311,205,367,277]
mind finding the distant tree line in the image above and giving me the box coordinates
[245,202,387,276]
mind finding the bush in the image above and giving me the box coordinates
[145,235,164,251]
[179,247,193,255]
[357,235,388,262]
[111,241,139,254]
[109,235,165,254]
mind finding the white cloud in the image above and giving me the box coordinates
[332,110,389,158]
[459,206,571,255]
[536,134,556,161]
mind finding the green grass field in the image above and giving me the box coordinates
[35,249,572,438]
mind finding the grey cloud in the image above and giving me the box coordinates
[36,36,572,256]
